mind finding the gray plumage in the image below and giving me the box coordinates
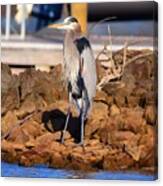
[49,16,97,145]
[63,30,96,118]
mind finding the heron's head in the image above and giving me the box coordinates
[48,16,81,33]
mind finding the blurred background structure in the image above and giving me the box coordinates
[1,2,157,73]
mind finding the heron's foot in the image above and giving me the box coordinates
[69,142,85,150]
[60,130,66,144]
[61,138,65,144]
[77,141,85,147]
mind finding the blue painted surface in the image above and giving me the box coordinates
[1,162,157,180]
[90,20,155,36]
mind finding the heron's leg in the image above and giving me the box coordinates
[61,93,72,144]
[79,96,86,146]
[80,111,85,145]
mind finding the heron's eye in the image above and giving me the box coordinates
[64,20,71,25]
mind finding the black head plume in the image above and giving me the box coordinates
[64,16,79,24]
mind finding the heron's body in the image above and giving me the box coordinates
[49,16,97,145]
[63,30,96,117]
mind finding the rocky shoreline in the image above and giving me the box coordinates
[1,49,157,173]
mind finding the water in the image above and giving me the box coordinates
[1,162,157,180]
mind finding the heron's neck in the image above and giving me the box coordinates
[65,29,81,43]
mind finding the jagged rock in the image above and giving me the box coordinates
[8,127,30,144]
[103,152,135,170]
[94,90,108,103]
[85,102,109,138]
[22,120,44,137]
[120,107,146,134]
[125,144,141,161]
[138,125,155,163]
[50,152,66,168]
[36,132,56,145]
[114,95,126,107]
[15,97,36,119]
[25,139,36,148]
[144,105,156,125]
[107,131,140,147]
[2,64,67,115]
[49,141,66,153]
[110,104,120,116]
[53,131,62,140]
[106,95,114,106]
[1,50,157,173]
[127,96,139,107]
[1,111,18,136]
[1,64,20,115]
[1,140,15,153]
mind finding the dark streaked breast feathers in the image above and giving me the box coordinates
[74,37,91,55]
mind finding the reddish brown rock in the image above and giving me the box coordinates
[127,96,139,107]
[94,90,108,103]
[1,111,18,136]
[114,95,126,107]
[125,144,141,161]
[66,151,99,171]
[49,141,66,153]
[53,131,62,140]
[138,125,156,166]
[103,152,135,170]
[1,51,157,173]
[15,98,36,119]
[8,127,30,144]
[110,104,120,116]
[106,95,114,106]
[25,139,36,148]
[107,131,140,147]
[36,132,56,145]
[19,149,50,166]
[85,102,109,138]
[144,105,157,125]
[50,152,67,168]
[120,107,146,134]
[1,140,15,153]
[1,64,20,115]
[21,119,44,138]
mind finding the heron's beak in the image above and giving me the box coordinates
[48,23,66,29]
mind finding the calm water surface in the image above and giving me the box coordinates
[1,162,157,180]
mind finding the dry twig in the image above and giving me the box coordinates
[96,40,153,90]
[2,112,35,140]
[126,51,153,65]
[96,41,128,90]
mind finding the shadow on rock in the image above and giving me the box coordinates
[42,109,83,143]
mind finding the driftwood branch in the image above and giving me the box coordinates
[2,112,35,140]
[96,41,128,90]
[96,39,153,90]
[126,51,153,65]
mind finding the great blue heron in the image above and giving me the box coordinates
[49,16,97,145]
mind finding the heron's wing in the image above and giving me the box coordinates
[63,37,81,84]
[74,37,97,102]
